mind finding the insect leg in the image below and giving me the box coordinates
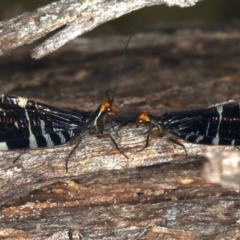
[109,134,128,159]
[138,124,160,151]
[12,149,27,163]
[169,135,188,156]
[137,133,151,152]
[65,139,82,173]
[97,132,128,159]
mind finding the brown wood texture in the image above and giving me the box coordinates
[1,26,240,239]
[0,0,198,59]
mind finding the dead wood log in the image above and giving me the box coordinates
[0,0,199,59]
[0,26,240,239]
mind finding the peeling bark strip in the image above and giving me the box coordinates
[0,0,199,58]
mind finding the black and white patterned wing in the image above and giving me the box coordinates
[162,102,240,146]
[0,95,92,149]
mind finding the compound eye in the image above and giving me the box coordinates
[138,119,143,124]
[107,107,112,112]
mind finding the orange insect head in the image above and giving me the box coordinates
[100,101,117,115]
[136,112,150,127]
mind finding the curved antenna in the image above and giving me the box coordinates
[108,26,139,103]
[106,89,114,103]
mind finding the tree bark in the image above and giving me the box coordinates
[1,24,240,239]
[0,0,199,59]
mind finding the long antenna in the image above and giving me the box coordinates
[107,26,139,103]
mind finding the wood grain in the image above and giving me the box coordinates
[1,26,240,239]
[0,0,199,59]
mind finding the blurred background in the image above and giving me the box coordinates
[1,0,240,106]
[1,0,240,29]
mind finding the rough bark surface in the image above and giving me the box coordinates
[1,25,240,239]
[0,0,199,59]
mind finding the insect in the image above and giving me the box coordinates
[136,100,240,151]
[0,29,135,171]
[0,93,118,170]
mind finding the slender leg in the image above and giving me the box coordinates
[138,124,164,152]
[109,134,128,159]
[65,139,82,173]
[105,113,120,138]
[97,133,128,159]
[169,136,188,156]
[137,124,154,151]
[137,133,151,152]
[12,149,26,163]
[142,124,154,135]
